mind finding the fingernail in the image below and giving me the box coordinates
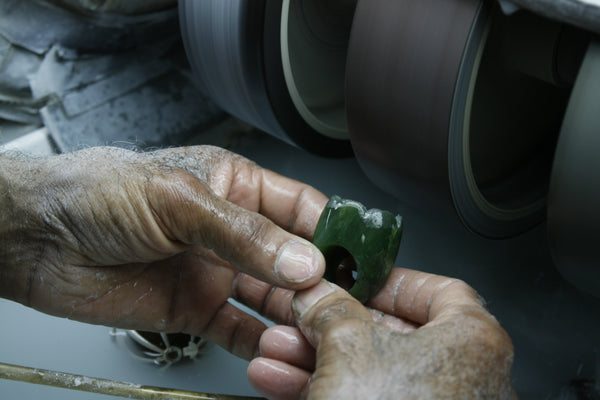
[293,280,335,319]
[274,239,323,283]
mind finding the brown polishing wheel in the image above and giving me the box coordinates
[346,0,584,238]
[548,41,600,298]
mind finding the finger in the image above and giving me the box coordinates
[247,358,311,400]
[292,280,372,348]
[368,267,485,326]
[198,300,267,360]
[181,145,328,239]
[254,169,328,240]
[210,153,328,240]
[147,172,325,290]
[232,273,295,326]
[259,326,315,371]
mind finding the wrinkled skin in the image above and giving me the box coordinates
[0,145,326,360]
[0,145,517,398]
[239,269,517,400]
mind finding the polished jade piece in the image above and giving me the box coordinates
[313,196,403,303]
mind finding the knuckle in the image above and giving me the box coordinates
[262,286,295,325]
[150,169,204,197]
[146,171,215,242]
[482,323,514,361]
[322,318,371,350]
[228,212,277,261]
[287,186,310,232]
[453,313,515,371]
[241,215,273,248]
[308,296,372,341]
[443,278,476,298]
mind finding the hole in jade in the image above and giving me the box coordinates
[324,246,357,291]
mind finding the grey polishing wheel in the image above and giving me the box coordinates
[178,0,351,157]
[447,7,574,238]
[548,40,600,298]
[346,0,577,238]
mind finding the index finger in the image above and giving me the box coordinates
[150,146,329,239]
[217,156,328,239]
[367,268,486,326]
[260,169,328,239]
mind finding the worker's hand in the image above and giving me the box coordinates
[244,268,517,399]
[0,145,326,360]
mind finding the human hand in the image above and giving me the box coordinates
[0,145,326,360]
[241,268,517,399]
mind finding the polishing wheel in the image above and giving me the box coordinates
[548,40,600,298]
[179,0,591,239]
[280,0,355,140]
[178,0,352,157]
[346,0,588,237]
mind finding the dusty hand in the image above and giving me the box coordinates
[0,145,327,359]
[240,269,517,399]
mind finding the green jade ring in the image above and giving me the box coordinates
[312,196,403,303]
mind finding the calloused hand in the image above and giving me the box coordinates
[237,268,517,399]
[0,145,327,360]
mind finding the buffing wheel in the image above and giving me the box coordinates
[179,0,590,238]
[280,0,355,140]
[178,0,352,157]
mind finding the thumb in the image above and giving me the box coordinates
[292,280,373,348]
[147,172,325,290]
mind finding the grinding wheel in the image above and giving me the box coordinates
[548,40,600,298]
[280,0,356,140]
[346,0,580,237]
[178,0,351,157]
